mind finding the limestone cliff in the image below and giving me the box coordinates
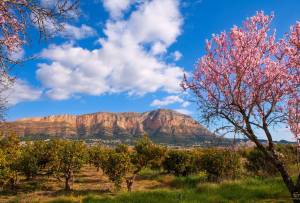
[5,109,215,142]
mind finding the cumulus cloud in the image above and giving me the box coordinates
[42,20,96,40]
[3,80,42,106]
[37,0,184,100]
[151,95,185,107]
[102,0,135,19]
[60,24,97,40]
[150,95,190,108]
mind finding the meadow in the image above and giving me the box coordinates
[0,166,291,203]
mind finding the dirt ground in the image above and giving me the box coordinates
[0,166,171,203]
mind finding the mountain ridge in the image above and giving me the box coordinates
[4,109,220,145]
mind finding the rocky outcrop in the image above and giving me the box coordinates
[5,109,214,142]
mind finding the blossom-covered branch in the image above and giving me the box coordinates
[182,11,300,200]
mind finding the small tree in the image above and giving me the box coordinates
[0,149,10,190]
[101,146,132,192]
[182,11,300,201]
[163,149,199,177]
[200,149,241,181]
[0,133,21,190]
[17,144,39,180]
[126,135,166,191]
[50,140,87,191]
[88,144,110,172]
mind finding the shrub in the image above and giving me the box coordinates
[163,150,200,176]
[0,149,10,190]
[125,135,166,191]
[88,144,111,172]
[0,133,22,190]
[132,135,166,171]
[101,147,132,191]
[200,148,241,181]
[17,144,39,179]
[276,144,298,166]
[245,147,278,177]
[50,140,87,191]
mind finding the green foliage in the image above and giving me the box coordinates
[132,135,166,171]
[163,150,200,176]
[276,144,298,165]
[88,144,111,171]
[0,149,10,189]
[200,148,241,181]
[0,133,21,189]
[115,144,130,154]
[244,145,298,177]
[245,147,278,177]
[17,144,39,179]
[101,146,132,191]
[50,140,87,191]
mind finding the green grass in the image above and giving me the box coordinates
[170,172,207,189]
[5,168,292,203]
[79,177,290,203]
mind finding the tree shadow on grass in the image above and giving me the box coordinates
[0,178,48,196]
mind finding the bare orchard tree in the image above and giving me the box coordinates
[0,0,79,119]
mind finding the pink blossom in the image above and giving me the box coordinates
[183,11,300,140]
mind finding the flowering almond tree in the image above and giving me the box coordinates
[182,12,300,201]
[0,0,79,119]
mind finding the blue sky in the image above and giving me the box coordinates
[5,0,300,141]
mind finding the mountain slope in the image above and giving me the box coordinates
[5,109,221,144]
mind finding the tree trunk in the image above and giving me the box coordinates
[265,149,300,203]
[126,175,136,192]
[65,176,71,191]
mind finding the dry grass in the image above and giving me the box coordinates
[0,166,169,203]
[0,166,291,203]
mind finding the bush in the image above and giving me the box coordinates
[50,140,87,191]
[0,133,22,190]
[101,148,132,191]
[163,150,200,176]
[17,145,39,179]
[276,144,298,166]
[88,144,111,172]
[200,148,241,181]
[245,147,278,177]
[132,135,166,171]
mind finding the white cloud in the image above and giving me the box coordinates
[181,101,190,107]
[175,108,192,115]
[173,51,182,61]
[3,80,42,106]
[151,95,184,107]
[103,0,135,19]
[61,24,97,40]
[37,0,184,100]
[151,94,190,111]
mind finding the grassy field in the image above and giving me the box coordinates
[0,166,292,203]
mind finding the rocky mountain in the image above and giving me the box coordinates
[4,109,223,145]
